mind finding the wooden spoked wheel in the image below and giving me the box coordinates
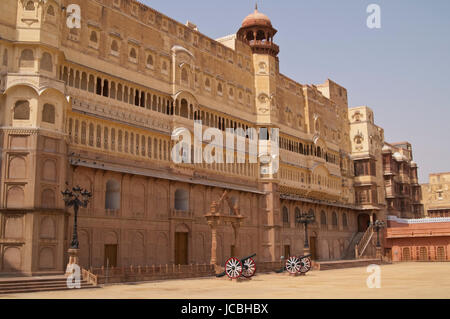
[242,257,256,278]
[299,257,312,273]
[285,256,301,274]
[225,257,243,279]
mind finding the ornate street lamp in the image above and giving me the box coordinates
[373,219,386,248]
[372,219,386,260]
[62,185,91,274]
[296,211,316,254]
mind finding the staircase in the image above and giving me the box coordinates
[355,225,375,259]
[342,232,364,260]
[0,275,98,295]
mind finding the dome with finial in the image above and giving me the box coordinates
[241,4,272,28]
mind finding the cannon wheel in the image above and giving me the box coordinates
[242,257,256,278]
[286,256,301,274]
[299,256,312,273]
[225,257,243,279]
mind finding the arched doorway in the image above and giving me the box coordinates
[358,214,371,232]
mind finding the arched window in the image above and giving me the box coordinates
[205,78,210,89]
[320,211,327,225]
[229,197,238,215]
[19,49,34,68]
[309,209,315,222]
[46,5,55,16]
[181,68,188,83]
[105,180,120,210]
[342,213,348,228]
[42,103,55,124]
[13,100,30,120]
[25,1,35,11]
[179,99,189,118]
[174,189,189,211]
[111,40,119,53]
[90,31,98,43]
[162,61,167,71]
[217,83,222,94]
[332,212,338,227]
[229,88,234,97]
[402,247,411,261]
[146,54,153,67]
[40,52,53,72]
[295,207,301,227]
[282,206,289,224]
[129,48,137,59]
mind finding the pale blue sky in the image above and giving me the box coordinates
[141,0,450,183]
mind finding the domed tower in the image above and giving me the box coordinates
[238,5,280,262]
[237,4,279,57]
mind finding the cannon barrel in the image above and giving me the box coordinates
[240,253,256,263]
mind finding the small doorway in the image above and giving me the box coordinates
[104,244,117,267]
[283,245,291,258]
[309,237,317,260]
[175,232,188,265]
[358,214,371,232]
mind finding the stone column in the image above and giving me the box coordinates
[232,223,240,258]
[210,223,217,265]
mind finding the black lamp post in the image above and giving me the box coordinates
[296,211,316,251]
[373,219,386,248]
[62,186,92,249]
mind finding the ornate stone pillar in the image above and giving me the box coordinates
[210,223,217,265]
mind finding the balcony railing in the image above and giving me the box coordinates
[169,209,194,219]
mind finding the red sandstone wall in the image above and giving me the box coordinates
[385,221,450,261]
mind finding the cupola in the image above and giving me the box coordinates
[237,4,279,57]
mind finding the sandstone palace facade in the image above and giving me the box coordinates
[0,0,424,275]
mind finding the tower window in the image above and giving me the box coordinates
[14,100,30,120]
[25,1,35,11]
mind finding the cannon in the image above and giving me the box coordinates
[275,254,312,274]
[216,253,257,279]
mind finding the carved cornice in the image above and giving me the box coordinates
[0,126,67,138]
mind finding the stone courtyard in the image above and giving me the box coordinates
[1,263,448,299]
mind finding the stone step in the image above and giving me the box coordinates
[0,276,99,294]
[316,259,387,271]
[0,284,99,295]
[0,280,89,290]
[0,278,68,285]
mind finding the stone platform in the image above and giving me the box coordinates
[0,275,99,295]
[315,259,387,271]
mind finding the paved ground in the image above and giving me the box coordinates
[1,262,449,299]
